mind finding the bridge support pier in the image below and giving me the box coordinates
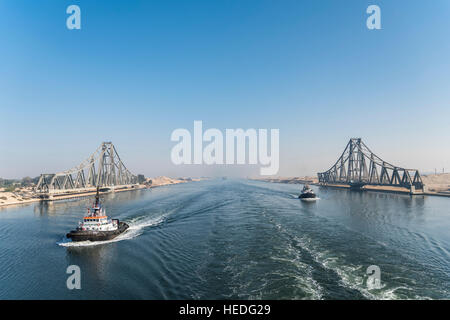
[409,185,424,195]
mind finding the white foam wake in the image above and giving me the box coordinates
[292,235,434,300]
[58,215,165,247]
[300,197,320,201]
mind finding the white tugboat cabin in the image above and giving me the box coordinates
[80,209,118,232]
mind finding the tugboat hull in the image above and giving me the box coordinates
[299,193,317,199]
[66,222,129,242]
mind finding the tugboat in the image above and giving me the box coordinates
[66,187,129,242]
[298,184,318,201]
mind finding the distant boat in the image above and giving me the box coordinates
[299,184,318,201]
[222,177,227,180]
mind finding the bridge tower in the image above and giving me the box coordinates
[317,138,424,194]
[36,142,138,196]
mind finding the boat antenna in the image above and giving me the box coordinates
[95,185,100,207]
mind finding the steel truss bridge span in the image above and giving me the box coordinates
[36,142,138,194]
[317,138,424,192]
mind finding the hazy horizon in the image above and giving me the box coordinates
[1,0,450,179]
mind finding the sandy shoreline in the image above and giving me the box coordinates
[0,176,203,209]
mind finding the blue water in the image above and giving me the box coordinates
[0,180,448,299]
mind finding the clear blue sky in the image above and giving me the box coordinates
[1,0,449,178]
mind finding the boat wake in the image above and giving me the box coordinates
[300,197,320,201]
[58,215,165,247]
[291,234,435,300]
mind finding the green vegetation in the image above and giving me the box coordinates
[3,186,16,192]
[0,176,40,188]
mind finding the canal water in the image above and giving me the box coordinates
[0,180,448,299]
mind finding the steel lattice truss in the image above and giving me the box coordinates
[317,138,423,190]
[36,142,137,193]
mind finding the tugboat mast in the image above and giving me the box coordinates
[95,186,100,207]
